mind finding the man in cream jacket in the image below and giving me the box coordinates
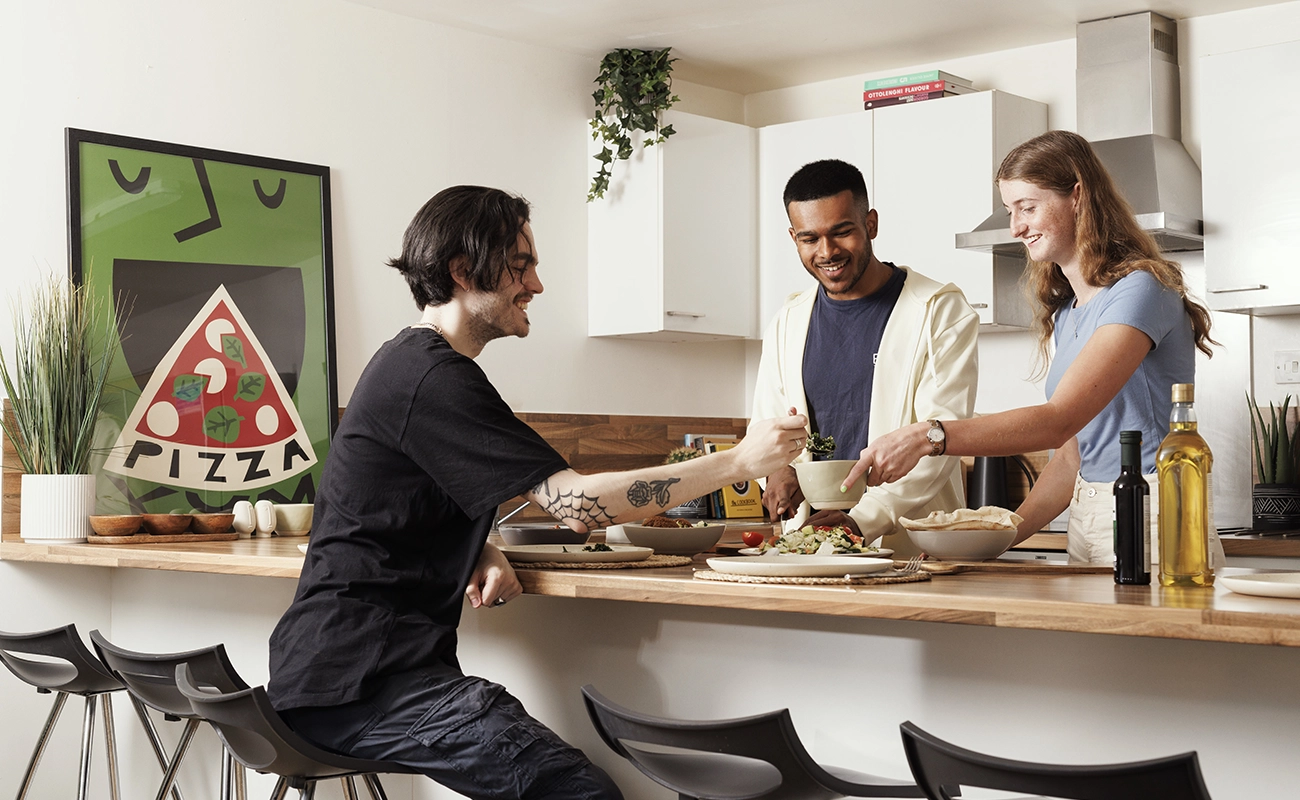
[751,160,979,556]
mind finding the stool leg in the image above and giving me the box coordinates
[339,776,359,800]
[128,695,186,800]
[101,694,121,800]
[232,754,247,800]
[298,781,317,800]
[361,775,389,800]
[15,691,68,800]
[77,695,99,800]
[153,719,200,800]
[219,746,234,800]
[268,776,289,800]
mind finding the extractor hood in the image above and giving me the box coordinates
[957,11,1204,255]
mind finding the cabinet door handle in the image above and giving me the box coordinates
[1209,284,1268,294]
[969,302,989,309]
[665,311,706,318]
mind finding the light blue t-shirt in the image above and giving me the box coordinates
[1044,270,1194,481]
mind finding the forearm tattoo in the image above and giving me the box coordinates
[532,477,615,529]
[627,477,680,508]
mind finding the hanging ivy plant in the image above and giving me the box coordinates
[587,48,680,202]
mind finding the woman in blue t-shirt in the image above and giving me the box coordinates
[843,130,1219,564]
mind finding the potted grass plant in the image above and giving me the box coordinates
[1247,393,1300,532]
[0,275,119,543]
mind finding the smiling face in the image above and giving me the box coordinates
[464,221,543,343]
[999,178,1080,270]
[786,190,879,300]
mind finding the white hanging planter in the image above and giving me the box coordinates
[20,474,96,544]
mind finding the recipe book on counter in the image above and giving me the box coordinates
[695,436,765,518]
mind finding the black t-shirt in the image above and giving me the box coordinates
[802,264,905,462]
[267,327,568,711]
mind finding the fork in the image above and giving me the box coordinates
[896,554,925,574]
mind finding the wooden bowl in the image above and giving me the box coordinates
[190,513,235,535]
[141,514,192,536]
[88,515,143,537]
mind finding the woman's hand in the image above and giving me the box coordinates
[734,413,810,480]
[465,542,522,609]
[841,422,931,489]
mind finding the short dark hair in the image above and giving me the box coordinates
[388,185,532,309]
[782,159,871,217]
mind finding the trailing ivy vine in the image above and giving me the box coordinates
[587,48,680,202]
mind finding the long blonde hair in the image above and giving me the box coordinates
[995,130,1216,367]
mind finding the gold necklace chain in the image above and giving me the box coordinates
[410,321,445,337]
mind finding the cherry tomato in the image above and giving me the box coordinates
[741,530,766,548]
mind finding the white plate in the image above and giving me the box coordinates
[297,543,308,554]
[501,544,653,564]
[1220,573,1300,599]
[706,556,893,578]
[737,547,893,559]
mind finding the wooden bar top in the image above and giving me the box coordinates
[5,537,1300,649]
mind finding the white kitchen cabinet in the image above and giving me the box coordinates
[1201,39,1300,314]
[588,110,756,341]
[872,91,1046,328]
[755,112,873,331]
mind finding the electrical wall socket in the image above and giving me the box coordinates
[1276,350,1300,384]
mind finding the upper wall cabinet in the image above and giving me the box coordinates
[872,91,1046,329]
[1202,39,1300,314]
[756,112,874,331]
[588,110,757,341]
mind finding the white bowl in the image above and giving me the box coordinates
[621,523,725,556]
[498,524,591,546]
[793,460,865,510]
[905,527,1018,561]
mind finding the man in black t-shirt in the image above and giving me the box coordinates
[267,186,807,800]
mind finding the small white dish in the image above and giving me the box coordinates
[297,543,308,554]
[738,547,893,559]
[621,523,724,556]
[706,556,892,578]
[793,460,865,510]
[500,544,653,564]
[1220,572,1300,599]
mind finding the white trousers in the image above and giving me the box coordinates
[1066,472,1225,568]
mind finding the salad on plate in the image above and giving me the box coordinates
[754,524,878,555]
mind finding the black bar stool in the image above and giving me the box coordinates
[175,662,418,800]
[0,624,180,800]
[90,630,250,800]
[582,684,923,799]
[899,720,1214,799]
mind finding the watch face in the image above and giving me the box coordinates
[927,427,943,443]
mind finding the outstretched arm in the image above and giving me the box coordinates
[525,415,808,531]
[843,323,1152,489]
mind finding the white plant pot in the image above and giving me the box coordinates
[20,473,96,544]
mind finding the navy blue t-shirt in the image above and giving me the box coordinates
[803,264,906,462]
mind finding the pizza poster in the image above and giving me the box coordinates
[67,129,337,514]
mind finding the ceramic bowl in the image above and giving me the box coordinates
[141,514,192,536]
[793,460,865,510]
[273,504,314,536]
[190,513,236,535]
[905,527,1018,561]
[87,514,143,537]
[621,522,725,556]
[498,524,591,546]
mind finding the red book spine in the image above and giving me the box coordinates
[863,89,949,110]
[862,80,949,101]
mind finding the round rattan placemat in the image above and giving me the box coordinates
[693,568,930,586]
[510,554,693,570]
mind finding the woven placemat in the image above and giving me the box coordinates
[693,569,930,586]
[511,554,693,570]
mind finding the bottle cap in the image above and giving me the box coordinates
[1171,383,1194,403]
[1119,430,1142,445]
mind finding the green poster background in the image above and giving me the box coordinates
[67,128,336,514]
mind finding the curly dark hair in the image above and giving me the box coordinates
[996,130,1216,364]
[782,159,871,219]
[388,185,532,309]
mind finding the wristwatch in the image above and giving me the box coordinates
[925,419,947,457]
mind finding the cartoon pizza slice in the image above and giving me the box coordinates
[103,284,317,491]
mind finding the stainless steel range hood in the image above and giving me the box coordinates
[957,11,1204,255]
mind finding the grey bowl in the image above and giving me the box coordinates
[498,524,592,546]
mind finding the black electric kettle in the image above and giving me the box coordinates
[967,455,1035,509]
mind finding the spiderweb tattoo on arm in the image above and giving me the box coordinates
[627,477,680,508]
[532,477,616,529]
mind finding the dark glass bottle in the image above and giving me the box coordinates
[1114,430,1151,585]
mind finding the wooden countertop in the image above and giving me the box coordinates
[6,536,1300,648]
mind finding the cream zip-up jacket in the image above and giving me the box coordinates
[750,266,980,554]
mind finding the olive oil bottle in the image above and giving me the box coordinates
[1114,430,1150,585]
[1156,383,1214,587]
